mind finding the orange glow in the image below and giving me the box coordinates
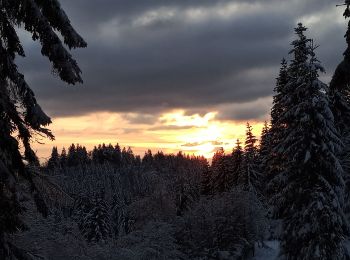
[32,111,266,162]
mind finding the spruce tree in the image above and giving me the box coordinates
[113,143,122,167]
[211,148,234,193]
[0,1,86,258]
[330,2,350,219]
[239,123,261,194]
[200,161,212,195]
[142,149,154,169]
[258,122,270,172]
[47,146,60,170]
[330,1,350,134]
[81,197,111,243]
[67,143,78,167]
[266,59,289,198]
[272,24,348,259]
[231,139,244,187]
[60,147,68,169]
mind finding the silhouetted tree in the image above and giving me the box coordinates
[329,3,350,219]
[230,139,244,187]
[266,59,289,199]
[0,0,86,258]
[200,161,212,195]
[60,147,68,169]
[239,123,260,193]
[258,122,271,192]
[211,148,234,193]
[47,146,60,170]
[142,149,154,169]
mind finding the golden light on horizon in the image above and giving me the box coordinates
[32,110,266,162]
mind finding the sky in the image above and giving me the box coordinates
[18,0,348,160]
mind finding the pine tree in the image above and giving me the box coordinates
[231,139,244,187]
[329,2,350,219]
[238,123,261,194]
[60,147,68,169]
[67,143,78,167]
[272,24,348,259]
[142,149,154,169]
[113,143,122,167]
[200,161,212,195]
[211,148,234,193]
[0,1,86,258]
[258,122,270,169]
[47,146,60,170]
[81,197,111,243]
[266,59,289,199]
[330,2,350,134]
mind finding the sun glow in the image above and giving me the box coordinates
[32,110,266,161]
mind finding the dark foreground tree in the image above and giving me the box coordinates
[0,1,86,258]
[272,24,348,259]
[330,2,350,219]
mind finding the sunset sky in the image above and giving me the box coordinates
[18,1,347,161]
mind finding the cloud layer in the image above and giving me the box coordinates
[18,0,347,121]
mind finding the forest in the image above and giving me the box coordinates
[2,1,350,260]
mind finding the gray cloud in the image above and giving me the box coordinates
[17,0,348,120]
[122,113,158,125]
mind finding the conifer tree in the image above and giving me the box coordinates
[60,147,68,169]
[329,2,350,219]
[239,123,261,193]
[330,1,350,134]
[231,139,244,187]
[113,143,122,167]
[67,143,78,167]
[258,122,271,195]
[142,149,154,169]
[258,122,270,167]
[266,59,289,198]
[211,148,234,193]
[272,24,348,259]
[47,146,60,170]
[81,197,111,243]
[200,161,212,195]
[0,1,86,258]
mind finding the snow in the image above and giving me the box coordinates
[254,241,279,260]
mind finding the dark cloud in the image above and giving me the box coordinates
[122,113,158,125]
[17,0,348,120]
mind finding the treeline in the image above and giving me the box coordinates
[47,143,208,171]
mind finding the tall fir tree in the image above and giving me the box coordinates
[330,1,350,135]
[258,122,270,173]
[47,146,60,170]
[81,197,111,243]
[60,147,68,169]
[211,148,234,193]
[0,1,86,258]
[231,139,244,187]
[200,160,212,195]
[272,24,348,259]
[266,59,289,198]
[238,123,261,194]
[142,149,154,169]
[330,2,350,219]
[113,143,122,167]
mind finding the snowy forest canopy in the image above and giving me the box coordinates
[3,1,350,260]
